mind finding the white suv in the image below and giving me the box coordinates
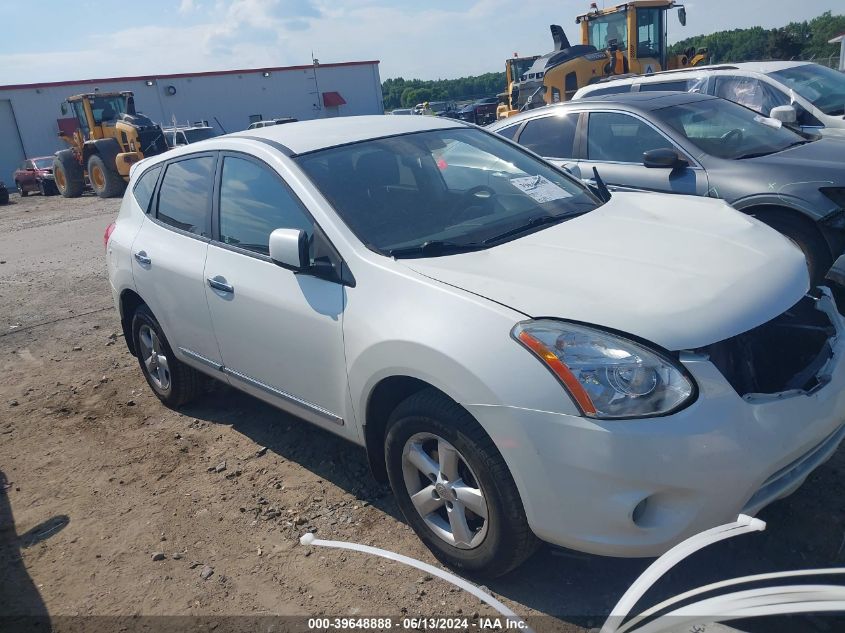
[106,116,845,576]
[574,61,845,137]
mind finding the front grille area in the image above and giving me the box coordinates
[700,296,834,397]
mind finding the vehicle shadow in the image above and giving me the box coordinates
[182,387,845,627]
[0,470,54,631]
[180,386,400,521]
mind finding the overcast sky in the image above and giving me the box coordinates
[0,0,841,85]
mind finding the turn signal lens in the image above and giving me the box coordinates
[513,320,695,419]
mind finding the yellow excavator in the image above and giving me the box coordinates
[496,54,541,120]
[54,91,169,198]
[509,1,707,113]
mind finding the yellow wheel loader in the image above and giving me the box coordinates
[496,54,541,120]
[511,1,707,113]
[54,91,169,198]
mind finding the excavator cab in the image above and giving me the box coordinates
[62,92,133,140]
[497,54,541,119]
[577,1,702,74]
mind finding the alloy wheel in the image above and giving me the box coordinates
[138,324,171,393]
[401,432,489,549]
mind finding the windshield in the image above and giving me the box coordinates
[33,158,53,169]
[770,64,845,116]
[509,58,537,82]
[655,97,807,160]
[89,96,127,123]
[184,128,218,143]
[295,128,600,257]
[587,12,628,50]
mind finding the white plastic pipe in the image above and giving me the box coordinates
[618,567,845,633]
[300,533,532,632]
[601,514,766,633]
[630,585,845,633]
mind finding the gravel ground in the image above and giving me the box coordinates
[0,191,843,631]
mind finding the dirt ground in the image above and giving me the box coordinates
[1,191,843,632]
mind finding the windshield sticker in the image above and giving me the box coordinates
[509,175,572,203]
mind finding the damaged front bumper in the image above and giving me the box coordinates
[467,290,845,557]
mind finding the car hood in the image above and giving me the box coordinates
[402,192,809,351]
[747,137,845,171]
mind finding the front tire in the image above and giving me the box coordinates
[131,304,201,407]
[16,181,27,197]
[385,389,538,577]
[54,150,84,198]
[88,154,126,198]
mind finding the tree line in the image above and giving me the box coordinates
[382,11,844,110]
[668,11,844,64]
[382,73,505,110]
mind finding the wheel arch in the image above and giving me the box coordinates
[364,376,464,482]
[119,288,146,356]
[83,138,121,168]
[740,203,836,259]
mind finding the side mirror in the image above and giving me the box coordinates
[643,148,688,169]
[678,7,687,26]
[769,105,797,124]
[60,102,68,115]
[269,228,309,270]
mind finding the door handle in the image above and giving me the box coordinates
[207,277,234,294]
[134,251,151,265]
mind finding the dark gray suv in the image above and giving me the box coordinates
[489,92,845,282]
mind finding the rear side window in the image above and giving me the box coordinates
[639,80,690,92]
[714,76,784,115]
[156,156,215,236]
[587,112,669,163]
[132,165,161,213]
[517,114,577,158]
[218,156,312,254]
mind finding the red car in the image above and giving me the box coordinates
[13,156,58,196]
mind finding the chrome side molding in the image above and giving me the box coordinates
[178,346,343,427]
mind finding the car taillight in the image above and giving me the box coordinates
[104,222,116,250]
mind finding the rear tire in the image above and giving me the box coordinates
[385,389,538,578]
[753,210,832,285]
[88,154,126,198]
[0,187,8,205]
[54,150,84,198]
[131,304,202,407]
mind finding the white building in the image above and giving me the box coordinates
[0,60,383,183]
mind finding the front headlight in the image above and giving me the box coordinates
[512,320,695,419]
